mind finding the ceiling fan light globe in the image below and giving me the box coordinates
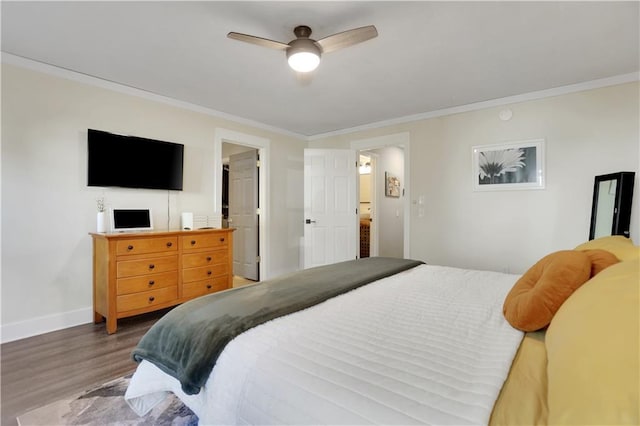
[288,51,320,72]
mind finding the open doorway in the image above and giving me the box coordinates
[222,142,259,286]
[359,154,374,258]
[358,147,405,258]
[214,128,270,281]
[353,133,409,259]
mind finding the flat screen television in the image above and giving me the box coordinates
[87,129,184,190]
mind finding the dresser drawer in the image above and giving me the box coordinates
[117,286,177,313]
[182,277,229,299]
[117,271,177,295]
[116,237,178,256]
[182,249,228,268]
[182,233,229,250]
[117,255,178,278]
[182,264,228,283]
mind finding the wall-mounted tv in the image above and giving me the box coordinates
[87,129,184,190]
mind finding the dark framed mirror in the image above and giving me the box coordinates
[589,171,635,240]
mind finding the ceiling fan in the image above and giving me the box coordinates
[227,25,378,73]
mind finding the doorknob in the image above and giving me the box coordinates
[305,219,317,224]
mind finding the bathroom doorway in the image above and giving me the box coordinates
[359,153,374,258]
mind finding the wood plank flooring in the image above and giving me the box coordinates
[0,309,169,426]
[0,276,255,425]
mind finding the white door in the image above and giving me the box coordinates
[229,150,259,280]
[304,149,357,268]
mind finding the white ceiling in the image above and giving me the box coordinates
[2,1,638,138]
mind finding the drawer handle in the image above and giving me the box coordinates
[166,242,173,247]
[191,240,196,245]
[127,245,134,251]
[148,296,155,302]
[149,264,155,270]
[207,284,212,289]
[206,256,212,262]
[207,270,212,276]
[149,280,155,286]
[220,238,225,242]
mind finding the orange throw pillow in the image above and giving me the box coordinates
[581,249,620,276]
[503,251,591,332]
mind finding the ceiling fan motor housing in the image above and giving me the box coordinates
[293,25,313,38]
[286,38,322,59]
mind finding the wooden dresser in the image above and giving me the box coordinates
[90,228,234,333]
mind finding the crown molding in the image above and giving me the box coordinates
[308,72,640,141]
[1,52,307,141]
[3,52,637,142]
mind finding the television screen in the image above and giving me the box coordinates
[87,129,184,190]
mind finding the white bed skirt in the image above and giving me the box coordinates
[126,264,523,425]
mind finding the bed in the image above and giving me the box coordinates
[125,236,639,425]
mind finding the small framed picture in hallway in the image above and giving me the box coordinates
[385,172,401,197]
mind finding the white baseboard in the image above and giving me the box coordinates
[1,307,93,344]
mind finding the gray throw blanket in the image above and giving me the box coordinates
[132,257,424,395]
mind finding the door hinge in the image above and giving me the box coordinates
[256,255,261,263]
[256,208,261,215]
[256,160,261,168]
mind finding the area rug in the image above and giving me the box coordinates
[17,375,198,426]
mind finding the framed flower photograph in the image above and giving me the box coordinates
[472,139,545,191]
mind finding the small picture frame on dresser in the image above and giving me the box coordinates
[110,208,153,232]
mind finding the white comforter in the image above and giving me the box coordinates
[126,264,523,425]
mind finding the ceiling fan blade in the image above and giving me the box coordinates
[316,25,378,54]
[227,32,289,51]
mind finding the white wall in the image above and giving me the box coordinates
[1,63,305,341]
[311,82,640,274]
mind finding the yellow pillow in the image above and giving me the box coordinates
[575,235,640,262]
[546,258,639,425]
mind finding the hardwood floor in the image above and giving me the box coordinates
[233,275,256,287]
[0,278,255,425]
[0,309,169,426]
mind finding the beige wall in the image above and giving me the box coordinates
[1,63,305,341]
[2,61,638,342]
[311,82,640,273]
